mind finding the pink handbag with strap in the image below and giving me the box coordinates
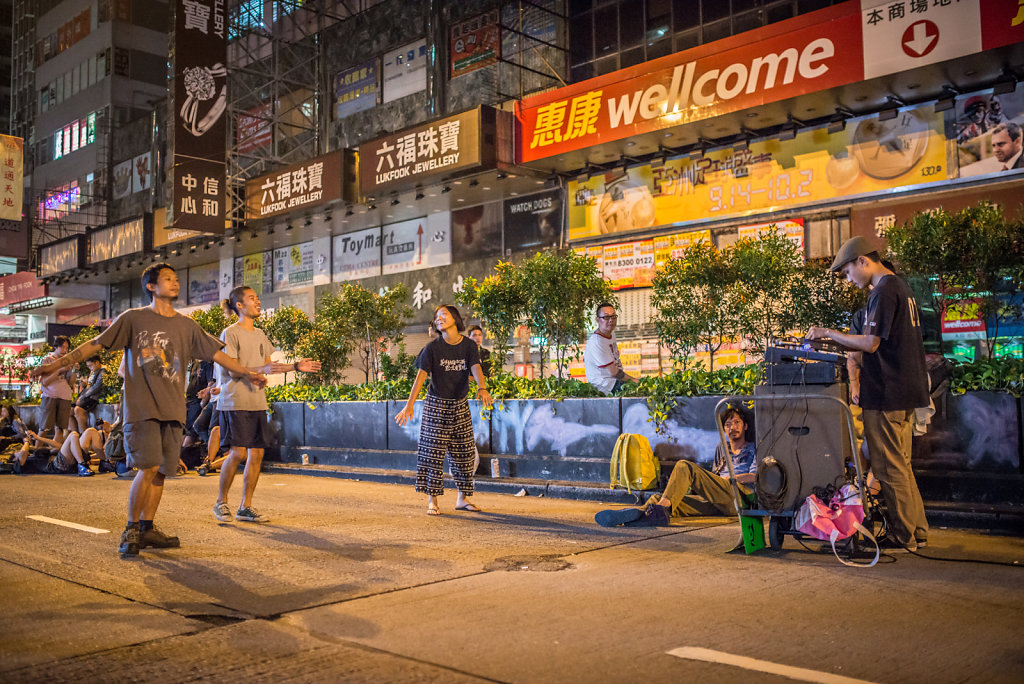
[794,484,878,567]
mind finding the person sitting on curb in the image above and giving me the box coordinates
[595,406,756,527]
[10,429,98,476]
[74,355,106,432]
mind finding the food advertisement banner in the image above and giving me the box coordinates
[568,108,947,241]
[450,9,500,78]
[574,229,710,291]
[273,241,314,291]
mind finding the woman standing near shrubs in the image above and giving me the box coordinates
[395,305,492,515]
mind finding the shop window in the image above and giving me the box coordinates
[594,55,619,77]
[646,38,672,60]
[621,46,645,68]
[673,0,700,30]
[798,0,834,12]
[594,5,618,56]
[674,29,700,51]
[569,13,593,63]
[569,0,593,13]
[765,2,795,23]
[620,4,644,48]
[733,10,763,34]
[701,0,730,22]
[805,217,847,260]
[732,0,761,11]
[702,19,731,43]
[570,62,595,83]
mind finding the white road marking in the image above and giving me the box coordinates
[26,515,109,535]
[667,647,876,684]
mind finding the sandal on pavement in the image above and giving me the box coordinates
[427,505,440,516]
[455,503,482,512]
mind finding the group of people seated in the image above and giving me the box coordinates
[1,402,128,476]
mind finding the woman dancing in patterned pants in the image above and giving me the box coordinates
[395,305,493,515]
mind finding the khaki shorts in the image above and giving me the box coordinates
[41,397,72,431]
[124,420,183,474]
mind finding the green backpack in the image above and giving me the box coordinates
[610,433,660,492]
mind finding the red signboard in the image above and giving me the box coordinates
[0,271,46,308]
[516,1,1024,163]
[517,5,862,162]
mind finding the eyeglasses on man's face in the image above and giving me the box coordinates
[597,314,618,320]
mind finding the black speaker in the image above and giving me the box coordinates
[752,383,852,512]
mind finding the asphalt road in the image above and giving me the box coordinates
[1,470,1022,683]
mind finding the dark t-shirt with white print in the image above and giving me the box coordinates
[94,307,224,425]
[416,336,481,400]
[860,275,929,411]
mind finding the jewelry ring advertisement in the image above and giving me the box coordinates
[172,0,227,235]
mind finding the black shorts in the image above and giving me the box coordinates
[76,396,99,413]
[219,410,272,450]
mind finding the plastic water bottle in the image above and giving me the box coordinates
[301,453,310,465]
[490,458,500,478]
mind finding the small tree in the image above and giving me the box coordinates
[732,232,802,355]
[886,201,1024,354]
[301,283,412,384]
[258,305,314,383]
[191,305,236,337]
[455,260,527,375]
[70,325,122,402]
[520,249,613,379]
[652,242,742,371]
[789,258,866,333]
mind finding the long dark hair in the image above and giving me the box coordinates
[432,304,465,333]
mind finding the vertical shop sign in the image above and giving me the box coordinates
[172,0,227,234]
[0,135,23,222]
[450,9,500,78]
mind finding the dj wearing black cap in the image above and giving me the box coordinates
[805,236,929,552]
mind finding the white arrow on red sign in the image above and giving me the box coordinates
[902,20,939,58]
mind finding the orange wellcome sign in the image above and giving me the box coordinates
[516,5,863,163]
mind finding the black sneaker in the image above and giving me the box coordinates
[629,503,671,527]
[140,527,181,549]
[877,535,917,553]
[119,526,140,557]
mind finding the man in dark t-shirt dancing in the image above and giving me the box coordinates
[806,236,930,552]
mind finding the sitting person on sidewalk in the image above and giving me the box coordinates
[73,356,106,432]
[10,429,96,476]
[596,406,756,527]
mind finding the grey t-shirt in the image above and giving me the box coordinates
[94,307,224,425]
[217,323,273,412]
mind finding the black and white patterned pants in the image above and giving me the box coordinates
[416,394,475,496]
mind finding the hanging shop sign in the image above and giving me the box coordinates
[38,235,85,277]
[171,0,226,234]
[360,106,506,195]
[450,9,500,78]
[516,1,1024,163]
[502,190,561,254]
[0,135,24,222]
[89,215,153,264]
[245,150,356,221]
[567,107,947,241]
[0,272,46,309]
[333,60,378,120]
[381,215,451,275]
[382,38,427,103]
[333,227,382,282]
[273,241,314,291]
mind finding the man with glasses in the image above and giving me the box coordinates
[584,303,636,395]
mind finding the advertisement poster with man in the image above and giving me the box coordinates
[953,86,1024,178]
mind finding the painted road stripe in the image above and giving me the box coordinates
[26,516,109,535]
[667,647,876,684]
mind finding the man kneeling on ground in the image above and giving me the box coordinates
[596,407,756,527]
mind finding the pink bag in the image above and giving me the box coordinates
[794,484,878,567]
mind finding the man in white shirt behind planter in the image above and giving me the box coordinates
[584,303,637,395]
